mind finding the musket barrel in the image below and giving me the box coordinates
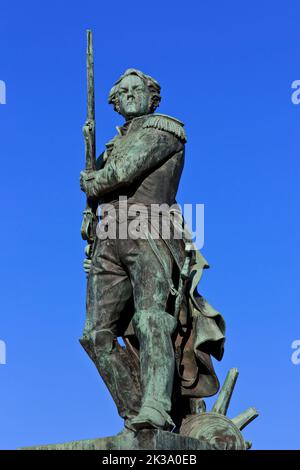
[85,29,96,172]
[81,29,97,243]
[87,30,95,122]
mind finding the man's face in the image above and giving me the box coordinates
[117,75,151,119]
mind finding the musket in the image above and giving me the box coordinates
[81,30,98,256]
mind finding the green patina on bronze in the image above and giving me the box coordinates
[21,30,259,451]
[79,32,226,433]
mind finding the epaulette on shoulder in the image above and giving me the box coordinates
[142,114,187,143]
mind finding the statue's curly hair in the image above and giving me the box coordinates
[108,69,161,114]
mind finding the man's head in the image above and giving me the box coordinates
[109,69,161,120]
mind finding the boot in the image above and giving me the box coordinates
[80,330,141,421]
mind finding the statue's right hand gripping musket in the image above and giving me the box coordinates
[81,30,98,260]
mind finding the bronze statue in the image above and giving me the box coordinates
[21,30,259,451]
[79,33,226,433]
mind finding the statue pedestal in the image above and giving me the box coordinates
[20,370,258,451]
[21,429,210,450]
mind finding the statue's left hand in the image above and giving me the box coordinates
[80,170,97,197]
[83,257,92,274]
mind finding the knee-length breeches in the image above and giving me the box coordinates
[84,232,174,346]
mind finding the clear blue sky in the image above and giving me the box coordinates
[1,0,300,450]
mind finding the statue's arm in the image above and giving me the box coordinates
[80,128,183,198]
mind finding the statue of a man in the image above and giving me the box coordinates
[80,69,225,433]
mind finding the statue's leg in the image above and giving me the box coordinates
[80,237,142,421]
[119,236,177,430]
[130,309,177,430]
